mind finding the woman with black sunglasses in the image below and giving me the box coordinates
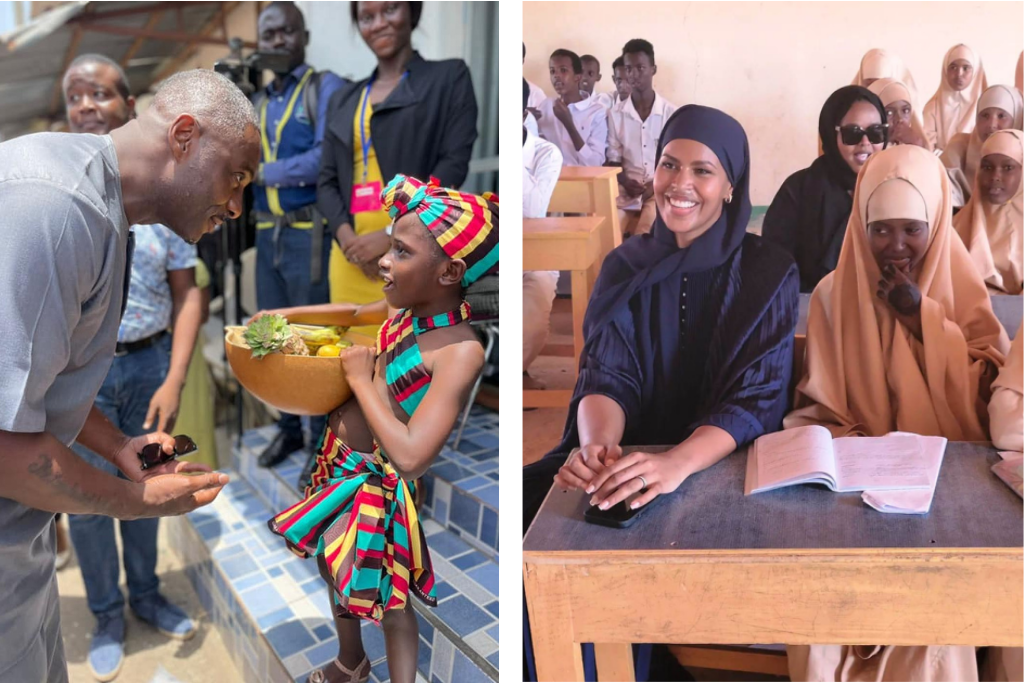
[763,86,888,292]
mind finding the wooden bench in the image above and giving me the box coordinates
[548,167,622,272]
[524,216,603,408]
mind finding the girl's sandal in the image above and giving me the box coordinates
[307,656,370,683]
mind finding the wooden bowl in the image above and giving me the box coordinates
[224,326,374,416]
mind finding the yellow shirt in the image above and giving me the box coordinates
[329,89,391,337]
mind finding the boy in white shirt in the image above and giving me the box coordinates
[523,80,564,387]
[524,40,548,137]
[536,49,608,167]
[610,56,632,113]
[581,55,615,112]
[606,38,677,236]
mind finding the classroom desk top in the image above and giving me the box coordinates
[524,443,1022,553]
[557,166,621,181]
[523,442,1023,681]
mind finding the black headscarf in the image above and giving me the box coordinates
[582,105,752,338]
[762,86,887,291]
[818,85,888,192]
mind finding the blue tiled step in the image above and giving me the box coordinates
[168,468,498,683]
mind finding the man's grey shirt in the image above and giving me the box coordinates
[0,132,130,681]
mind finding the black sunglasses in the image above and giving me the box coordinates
[138,435,198,471]
[835,123,888,146]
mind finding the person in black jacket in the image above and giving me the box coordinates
[318,0,479,333]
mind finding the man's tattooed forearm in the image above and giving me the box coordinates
[27,452,107,513]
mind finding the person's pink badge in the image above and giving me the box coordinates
[351,181,383,213]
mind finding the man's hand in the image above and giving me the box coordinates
[133,469,229,519]
[343,231,390,267]
[112,432,215,482]
[143,382,181,434]
[527,107,542,121]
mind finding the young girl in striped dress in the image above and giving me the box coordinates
[268,175,498,683]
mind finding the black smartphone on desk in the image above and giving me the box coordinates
[584,489,667,529]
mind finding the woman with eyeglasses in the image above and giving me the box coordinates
[784,144,1009,682]
[941,84,1023,207]
[763,86,888,293]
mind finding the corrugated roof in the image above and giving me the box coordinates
[0,1,236,138]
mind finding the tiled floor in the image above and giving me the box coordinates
[170,408,499,683]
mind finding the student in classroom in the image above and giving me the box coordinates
[762,86,888,292]
[868,78,931,151]
[953,129,1023,294]
[606,38,677,237]
[852,48,919,92]
[610,55,632,111]
[941,84,1023,206]
[580,54,614,111]
[524,104,798,532]
[524,40,548,137]
[523,78,565,389]
[923,44,989,153]
[536,48,608,167]
[990,322,1022,453]
[783,143,1011,681]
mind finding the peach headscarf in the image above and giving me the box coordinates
[1016,51,1023,94]
[923,44,989,151]
[785,144,1009,439]
[941,85,1024,206]
[868,77,932,152]
[852,49,919,98]
[953,129,1023,294]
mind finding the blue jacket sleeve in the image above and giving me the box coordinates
[262,72,346,189]
[574,308,644,431]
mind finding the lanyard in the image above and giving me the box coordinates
[260,68,314,216]
[260,67,314,164]
[359,72,408,184]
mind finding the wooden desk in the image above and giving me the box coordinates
[524,443,1023,681]
[549,167,622,269]
[524,216,603,407]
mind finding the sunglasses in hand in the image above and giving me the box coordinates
[835,123,888,146]
[138,435,199,471]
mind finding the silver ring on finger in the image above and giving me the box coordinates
[636,475,648,490]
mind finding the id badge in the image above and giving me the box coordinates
[351,181,383,214]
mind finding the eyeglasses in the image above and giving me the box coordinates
[835,124,888,146]
[138,435,198,471]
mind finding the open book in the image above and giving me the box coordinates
[745,426,946,496]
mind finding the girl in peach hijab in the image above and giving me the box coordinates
[989,323,1023,452]
[868,78,930,151]
[942,85,1023,206]
[785,144,1010,682]
[852,48,919,95]
[953,129,1023,294]
[923,44,989,152]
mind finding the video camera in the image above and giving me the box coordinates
[213,38,294,96]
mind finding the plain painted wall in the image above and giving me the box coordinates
[523,1,1024,205]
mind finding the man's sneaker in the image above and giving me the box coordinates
[87,612,125,682]
[130,593,196,641]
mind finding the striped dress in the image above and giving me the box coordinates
[267,302,472,622]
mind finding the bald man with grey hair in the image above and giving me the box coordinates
[0,67,258,682]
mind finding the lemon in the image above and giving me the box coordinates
[316,344,342,357]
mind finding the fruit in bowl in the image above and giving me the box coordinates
[225,315,365,416]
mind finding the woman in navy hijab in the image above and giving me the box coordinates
[525,104,799,525]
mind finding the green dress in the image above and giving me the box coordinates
[174,260,219,469]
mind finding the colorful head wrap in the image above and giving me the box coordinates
[381,175,499,287]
